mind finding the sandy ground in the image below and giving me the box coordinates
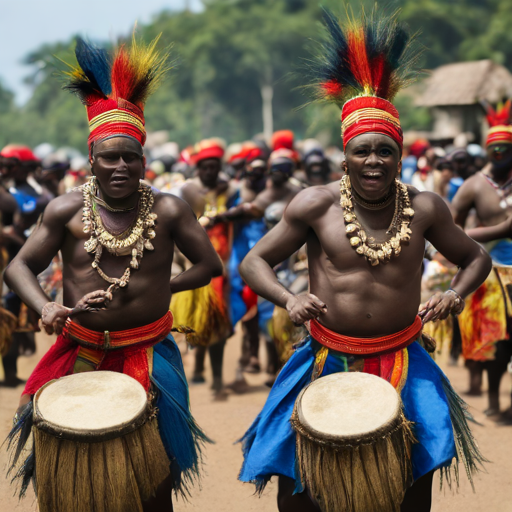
[1,328,512,512]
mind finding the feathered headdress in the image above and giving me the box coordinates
[64,34,169,151]
[482,100,512,146]
[308,9,420,150]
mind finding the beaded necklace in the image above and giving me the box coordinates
[340,175,414,266]
[80,177,157,293]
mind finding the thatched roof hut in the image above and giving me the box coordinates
[415,60,512,143]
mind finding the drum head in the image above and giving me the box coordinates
[297,372,400,439]
[35,371,148,436]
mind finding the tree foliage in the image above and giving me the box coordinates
[0,0,510,152]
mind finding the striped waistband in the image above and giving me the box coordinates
[64,311,173,351]
[308,316,422,356]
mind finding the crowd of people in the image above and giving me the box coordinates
[0,10,511,512]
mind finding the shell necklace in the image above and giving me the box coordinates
[340,174,414,266]
[80,177,157,293]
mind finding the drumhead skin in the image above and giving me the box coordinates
[297,372,400,439]
[34,371,148,437]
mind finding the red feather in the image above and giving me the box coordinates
[347,28,372,91]
[111,46,135,101]
[321,79,343,98]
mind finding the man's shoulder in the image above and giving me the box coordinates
[153,190,189,216]
[44,190,83,223]
[409,188,450,219]
[287,181,339,220]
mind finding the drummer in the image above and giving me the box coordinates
[238,11,491,512]
[3,37,222,510]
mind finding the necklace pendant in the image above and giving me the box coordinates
[350,236,361,247]
[345,223,358,234]
[84,237,98,253]
[130,248,139,269]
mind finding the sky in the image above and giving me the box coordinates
[0,0,202,105]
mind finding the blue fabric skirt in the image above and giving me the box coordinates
[151,335,210,495]
[239,336,462,491]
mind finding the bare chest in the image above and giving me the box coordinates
[474,177,512,225]
[308,204,426,277]
[62,208,174,289]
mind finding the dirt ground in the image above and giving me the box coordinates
[1,328,511,512]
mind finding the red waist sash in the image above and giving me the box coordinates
[24,312,174,396]
[64,311,173,350]
[308,315,422,356]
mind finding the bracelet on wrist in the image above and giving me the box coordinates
[445,289,465,315]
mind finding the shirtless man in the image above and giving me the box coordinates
[209,149,302,382]
[224,150,269,379]
[3,38,222,511]
[177,140,237,398]
[0,145,47,387]
[239,129,490,511]
[452,108,512,417]
[216,149,302,224]
[238,12,490,511]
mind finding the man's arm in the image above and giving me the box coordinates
[164,195,223,293]
[467,216,512,243]
[4,195,76,315]
[451,177,476,227]
[422,192,492,322]
[0,186,17,214]
[240,188,328,324]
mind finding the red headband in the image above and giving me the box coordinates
[486,126,512,147]
[193,139,225,164]
[87,98,146,151]
[341,97,403,151]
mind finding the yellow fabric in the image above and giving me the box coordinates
[423,316,453,355]
[459,269,508,361]
[170,283,231,347]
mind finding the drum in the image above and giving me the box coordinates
[32,371,170,512]
[291,372,414,512]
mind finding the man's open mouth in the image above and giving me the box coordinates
[110,175,129,184]
[361,171,384,183]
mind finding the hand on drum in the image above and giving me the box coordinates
[418,290,464,324]
[286,293,327,325]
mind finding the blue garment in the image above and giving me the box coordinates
[228,198,269,324]
[447,177,464,202]
[401,156,417,185]
[239,336,457,490]
[9,186,38,213]
[489,238,512,265]
[151,335,210,494]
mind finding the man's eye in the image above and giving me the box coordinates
[380,149,392,156]
[101,155,118,162]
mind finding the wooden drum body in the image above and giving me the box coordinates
[291,372,414,512]
[33,371,170,512]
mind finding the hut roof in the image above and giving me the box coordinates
[416,60,512,107]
